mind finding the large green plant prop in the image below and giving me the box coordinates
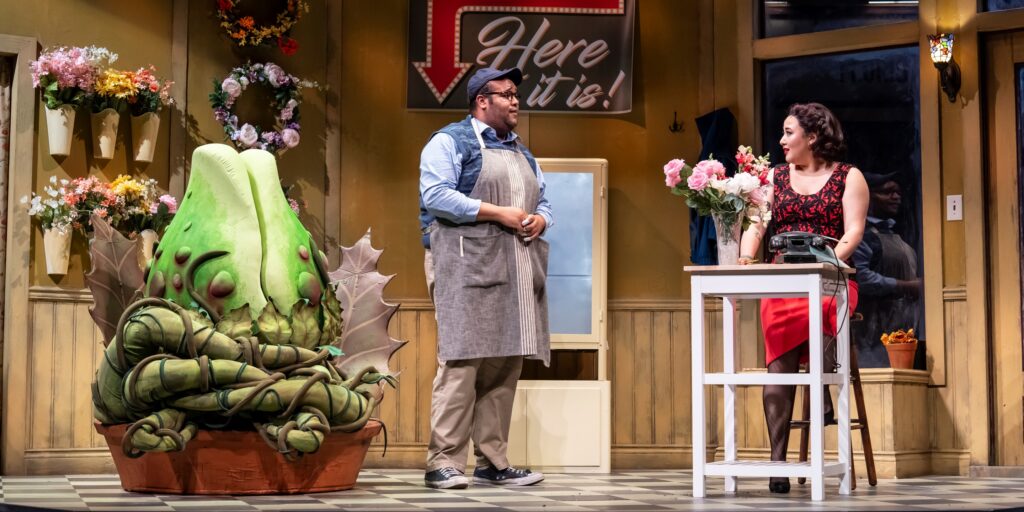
[89,144,404,460]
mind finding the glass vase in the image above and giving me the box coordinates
[712,211,743,266]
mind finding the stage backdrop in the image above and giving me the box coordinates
[407,0,635,113]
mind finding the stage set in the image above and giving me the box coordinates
[0,0,1023,510]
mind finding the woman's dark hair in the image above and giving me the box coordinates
[787,102,846,163]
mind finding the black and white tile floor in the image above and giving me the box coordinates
[1,470,1023,511]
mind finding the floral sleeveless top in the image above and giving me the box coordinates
[770,162,851,246]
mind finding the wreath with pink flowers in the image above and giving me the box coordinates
[210,62,308,154]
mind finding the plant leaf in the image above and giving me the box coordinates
[318,288,343,346]
[255,300,291,345]
[216,304,253,339]
[288,299,321,350]
[328,229,407,379]
[85,214,145,345]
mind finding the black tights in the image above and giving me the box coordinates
[763,340,836,483]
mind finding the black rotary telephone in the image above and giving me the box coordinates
[769,231,832,264]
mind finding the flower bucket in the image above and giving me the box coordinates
[131,112,160,163]
[712,211,743,266]
[91,108,120,159]
[43,228,72,275]
[885,340,917,369]
[137,229,159,269]
[44,104,76,157]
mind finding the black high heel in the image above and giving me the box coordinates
[769,477,791,493]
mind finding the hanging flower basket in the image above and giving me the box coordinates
[91,108,120,159]
[131,112,160,163]
[43,227,72,275]
[44,104,76,157]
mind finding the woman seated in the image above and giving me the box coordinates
[737,102,868,493]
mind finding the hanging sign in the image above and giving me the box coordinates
[407,0,635,113]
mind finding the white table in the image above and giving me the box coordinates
[686,263,853,501]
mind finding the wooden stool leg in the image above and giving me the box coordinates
[851,351,877,486]
[797,385,810,484]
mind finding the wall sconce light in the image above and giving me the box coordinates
[929,33,961,103]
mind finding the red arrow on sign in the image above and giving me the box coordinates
[413,0,624,104]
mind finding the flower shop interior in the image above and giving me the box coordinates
[1,0,1024,509]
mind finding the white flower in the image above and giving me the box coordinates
[732,172,761,194]
[237,124,259,147]
[49,175,57,184]
[239,76,249,87]
[20,195,28,204]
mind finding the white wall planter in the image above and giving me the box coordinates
[43,228,72,275]
[91,108,120,159]
[44,104,76,157]
[131,112,160,163]
[137,228,159,269]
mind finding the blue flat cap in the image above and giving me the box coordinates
[466,67,523,103]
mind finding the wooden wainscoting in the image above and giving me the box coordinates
[929,287,972,475]
[16,287,113,475]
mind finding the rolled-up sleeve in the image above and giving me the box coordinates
[419,134,481,223]
[533,162,554,230]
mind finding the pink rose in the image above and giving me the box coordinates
[237,123,259,147]
[749,186,767,206]
[687,170,711,191]
[694,159,726,178]
[265,63,286,87]
[221,78,242,100]
[663,158,685,187]
[281,128,300,148]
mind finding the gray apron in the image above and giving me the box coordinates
[429,130,550,365]
[853,226,921,367]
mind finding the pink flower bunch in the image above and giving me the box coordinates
[151,194,178,214]
[30,46,118,108]
[735,145,771,185]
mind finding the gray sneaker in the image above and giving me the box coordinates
[425,467,470,489]
[473,465,544,486]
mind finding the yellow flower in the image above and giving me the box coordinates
[111,175,145,198]
[95,69,138,99]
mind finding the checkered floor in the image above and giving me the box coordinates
[1,470,1023,511]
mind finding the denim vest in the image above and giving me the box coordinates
[418,116,539,248]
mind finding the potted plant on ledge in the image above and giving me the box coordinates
[881,328,918,369]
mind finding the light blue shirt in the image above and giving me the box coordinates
[419,117,554,228]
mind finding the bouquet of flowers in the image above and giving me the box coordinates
[30,46,117,109]
[92,68,137,113]
[127,66,174,116]
[21,176,77,234]
[663,145,773,230]
[56,175,176,237]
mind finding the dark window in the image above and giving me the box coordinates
[761,46,925,369]
[761,1,918,38]
[983,0,1024,11]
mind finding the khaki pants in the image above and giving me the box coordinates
[424,250,523,472]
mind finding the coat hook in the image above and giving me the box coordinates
[669,111,683,133]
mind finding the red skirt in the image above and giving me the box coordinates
[760,280,859,365]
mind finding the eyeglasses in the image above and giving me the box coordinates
[481,89,520,101]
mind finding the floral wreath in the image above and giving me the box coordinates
[216,0,308,55]
[210,62,308,154]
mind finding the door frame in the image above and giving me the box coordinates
[0,34,38,474]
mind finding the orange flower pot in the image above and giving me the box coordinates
[885,340,917,369]
[95,420,382,494]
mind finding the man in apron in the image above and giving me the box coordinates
[418,67,553,489]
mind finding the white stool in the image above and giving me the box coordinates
[686,263,853,501]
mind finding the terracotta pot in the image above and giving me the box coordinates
[131,112,160,163]
[44,104,76,157]
[91,108,120,159]
[885,340,917,369]
[95,420,382,494]
[43,227,71,275]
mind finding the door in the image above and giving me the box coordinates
[984,32,1024,466]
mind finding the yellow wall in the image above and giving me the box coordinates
[0,0,174,287]
[340,0,704,300]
